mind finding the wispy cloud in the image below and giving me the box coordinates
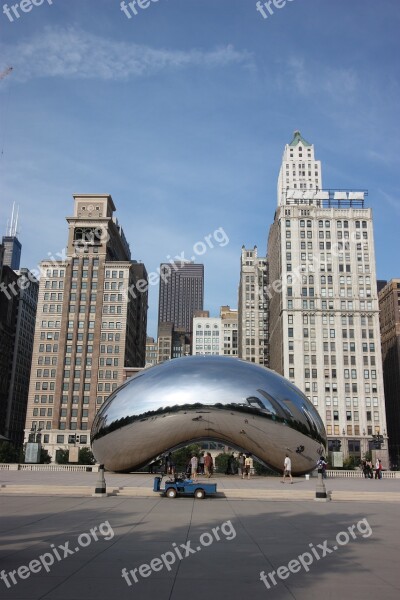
[285,57,358,99]
[378,190,400,215]
[0,26,252,82]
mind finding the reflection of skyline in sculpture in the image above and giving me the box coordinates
[91,356,326,475]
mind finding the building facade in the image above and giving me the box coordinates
[238,246,269,366]
[24,194,148,459]
[6,269,38,446]
[0,267,38,447]
[0,266,19,441]
[379,279,400,465]
[220,305,238,357]
[145,336,158,368]
[193,314,222,355]
[267,131,388,462]
[158,261,204,333]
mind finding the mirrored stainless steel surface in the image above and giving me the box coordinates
[91,356,326,475]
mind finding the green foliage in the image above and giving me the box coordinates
[0,441,19,463]
[215,452,231,474]
[342,455,357,470]
[171,444,201,472]
[78,447,96,465]
[40,448,52,464]
[55,449,69,464]
[363,450,372,463]
[254,461,273,476]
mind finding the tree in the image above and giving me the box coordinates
[55,449,69,464]
[342,455,357,470]
[171,444,201,473]
[0,442,19,463]
[363,450,372,463]
[78,447,96,465]
[40,448,52,464]
[215,452,231,474]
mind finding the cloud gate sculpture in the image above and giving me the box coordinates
[91,356,326,475]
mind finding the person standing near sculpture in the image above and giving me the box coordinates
[190,454,198,481]
[375,458,382,480]
[243,453,253,479]
[204,452,213,478]
[199,452,205,475]
[281,454,293,484]
[238,453,245,477]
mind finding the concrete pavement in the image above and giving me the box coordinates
[0,490,399,600]
[1,470,400,502]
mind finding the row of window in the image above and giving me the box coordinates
[72,258,99,267]
[72,269,98,279]
[195,331,219,337]
[61,396,90,404]
[44,269,65,277]
[286,219,368,229]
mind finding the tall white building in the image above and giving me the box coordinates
[238,246,269,366]
[268,131,388,463]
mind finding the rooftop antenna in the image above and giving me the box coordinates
[6,202,19,236]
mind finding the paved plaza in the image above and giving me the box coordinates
[0,472,400,599]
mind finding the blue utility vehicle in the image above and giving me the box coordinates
[153,475,217,499]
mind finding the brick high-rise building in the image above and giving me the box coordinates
[24,194,148,460]
[379,279,400,465]
[267,131,388,462]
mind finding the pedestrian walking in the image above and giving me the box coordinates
[317,456,327,479]
[243,453,253,480]
[166,452,175,477]
[238,453,245,477]
[199,453,205,475]
[375,458,382,480]
[281,454,293,484]
[204,452,213,478]
[190,454,198,481]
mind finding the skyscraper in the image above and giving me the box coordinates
[238,246,269,366]
[267,131,388,463]
[0,210,38,447]
[5,269,38,446]
[379,279,400,464]
[158,261,204,332]
[24,194,148,459]
[2,203,21,270]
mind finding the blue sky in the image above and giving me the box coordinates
[0,0,399,337]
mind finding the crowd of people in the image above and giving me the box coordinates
[362,458,383,479]
[155,452,386,482]
[161,451,255,480]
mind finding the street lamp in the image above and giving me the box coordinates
[29,425,42,443]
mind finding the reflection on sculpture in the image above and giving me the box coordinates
[91,356,326,475]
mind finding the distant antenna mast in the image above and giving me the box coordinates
[6,202,19,236]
